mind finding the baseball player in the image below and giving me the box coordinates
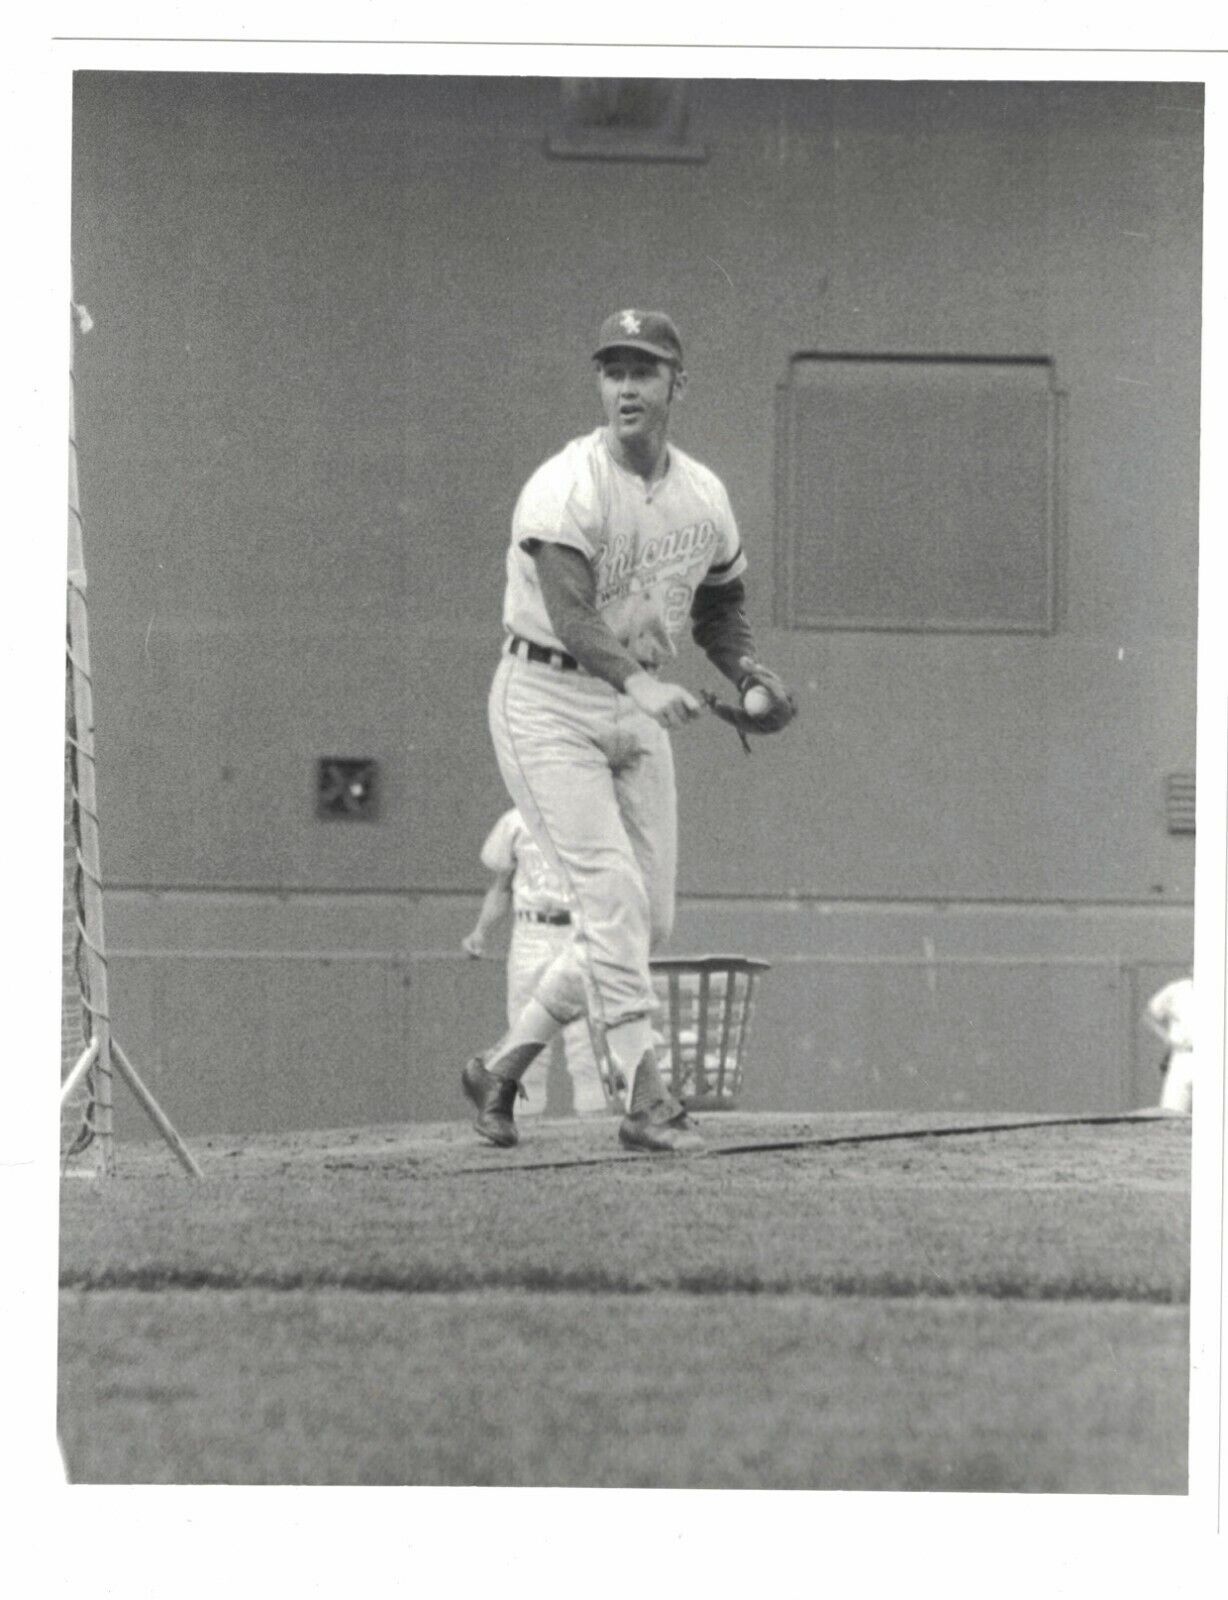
[461,308,797,1153]
[1144,972,1195,1114]
[462,806,609,1117]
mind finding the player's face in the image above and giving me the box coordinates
[597,352,682,445]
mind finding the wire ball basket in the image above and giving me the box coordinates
[650,955,771,1110]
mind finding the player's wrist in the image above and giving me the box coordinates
[623,670,661,704]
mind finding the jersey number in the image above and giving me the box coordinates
[662,581,692,632]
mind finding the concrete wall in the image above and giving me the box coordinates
[69,75,1200,1135]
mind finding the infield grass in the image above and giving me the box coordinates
[58,1110,1191,1490]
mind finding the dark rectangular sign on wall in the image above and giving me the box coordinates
[775,353,1062,633]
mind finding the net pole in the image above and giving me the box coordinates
[60,1039,100,1108]
[66,299,114,1174]
[110,1042,204,1179]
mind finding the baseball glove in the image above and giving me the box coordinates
[701,657,799,753]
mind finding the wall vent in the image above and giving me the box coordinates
[1165,772,1195,835]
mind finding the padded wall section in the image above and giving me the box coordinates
[103,890,1193,1135]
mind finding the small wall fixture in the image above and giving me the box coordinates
[546,79,707,163]
[317,757,378,820]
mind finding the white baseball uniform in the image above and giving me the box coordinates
[489,426,747,1046]
[1146,975,1194,1114]
[479,807,607,1114]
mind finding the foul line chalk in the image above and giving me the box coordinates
[439,1110,1177,1177]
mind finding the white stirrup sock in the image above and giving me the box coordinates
[605,1017,657,1110]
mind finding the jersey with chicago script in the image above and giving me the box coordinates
[480,808,573,917]
[503,428,747,668]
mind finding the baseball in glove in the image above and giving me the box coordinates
[701,656,799,753]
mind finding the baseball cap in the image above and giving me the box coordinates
[593,309,684,366]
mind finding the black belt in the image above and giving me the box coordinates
[507,634,580,672]
[515,909,572,926]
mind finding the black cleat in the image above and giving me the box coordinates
[461,1055,526,1148]
[618,1097,703,1154]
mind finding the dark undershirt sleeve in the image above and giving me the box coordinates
[690,575,756,685]
[529,541,643,692]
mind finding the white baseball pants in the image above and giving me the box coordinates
[506,918,607,1114]
[1158,1046,1194,1114]
[488,650,677,1039]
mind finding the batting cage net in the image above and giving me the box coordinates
[61,643,103,1169]
[61,299,200,1179]
[61,316,113,1175]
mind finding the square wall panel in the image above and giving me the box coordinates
[776,354,1061,633]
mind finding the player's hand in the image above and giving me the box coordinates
[461,932,486,959]
[624,672,702,731]
[735,656,798,733]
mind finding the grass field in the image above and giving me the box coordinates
[58,1108,1191,1490]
